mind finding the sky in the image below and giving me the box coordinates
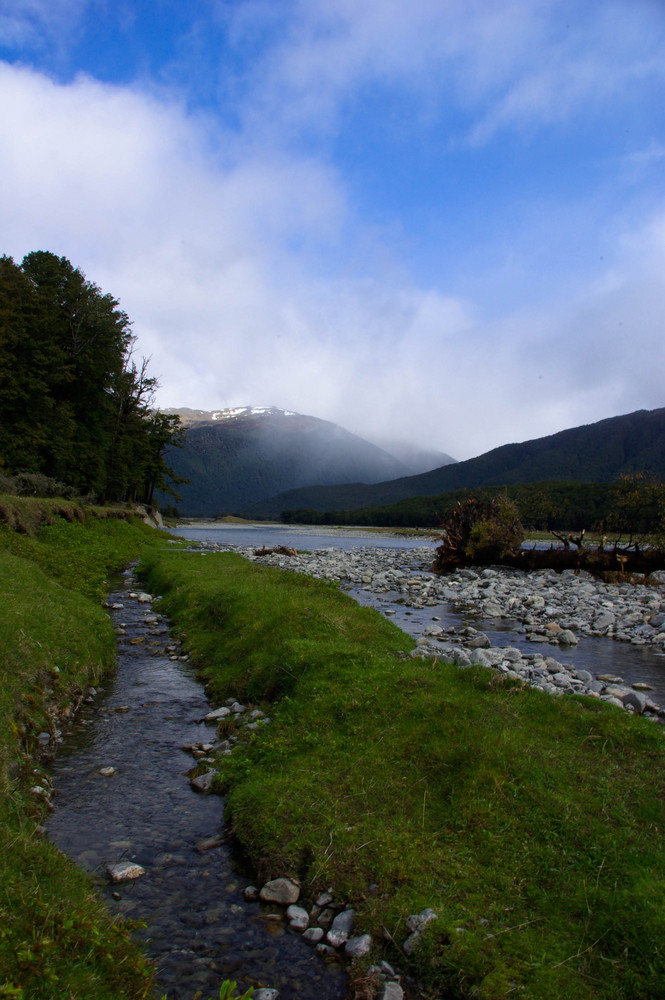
[0,0,664,461]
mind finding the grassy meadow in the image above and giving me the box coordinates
[2,496,665,999]
[140,547,665,1000]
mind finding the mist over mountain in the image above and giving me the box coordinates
[159,407,456,516]
[249,407,665,518]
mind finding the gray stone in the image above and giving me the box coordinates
[466,632,491,648]
[286,904,309,930]
[405,907,438,934]
[327,908,355,947]
[621,690,647,714]
[302,927,325,943]
[254,991,279,1000]
[189,770,216,793]
[470,648,495,667]
[557,629,579,645]
[381,985,404,1000]
[204,706,231,722]
[260,877,300,904]
[345,933,372,958]
[107,861,145,882]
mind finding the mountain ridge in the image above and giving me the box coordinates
[248,406,665,518]
[159,407,455,516]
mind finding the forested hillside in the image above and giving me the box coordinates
[253,407,665,518]
[157,408,448,515]
[0,252,182,503]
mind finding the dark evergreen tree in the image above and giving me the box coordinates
[0,251,183,504]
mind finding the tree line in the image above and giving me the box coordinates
[280,479,664,535]
[0,251,183,505]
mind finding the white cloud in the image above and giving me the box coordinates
[215,0,665,145]
[0,45,663,462]
[0,0,90,52]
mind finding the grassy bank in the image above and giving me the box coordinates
[140,547,665,1000]
[0,502,165,998]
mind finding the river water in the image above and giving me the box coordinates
[172,522,435,551]
[46,569,347,1000]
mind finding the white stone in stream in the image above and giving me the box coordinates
[99,766,116,776]
[286,905,309,930]
[302,927,325,944]
[205,706,231,722]
[189,770,216,793]
[107,861,145,882]
[326,908,355,947]
[345,934,372,958]
[465,633,491,648]
[260,878,300,904]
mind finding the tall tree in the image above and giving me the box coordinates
[0,251,183,503]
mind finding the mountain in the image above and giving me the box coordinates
[370,438,455,476]
[249,406,665,518]
[158,406,456,516]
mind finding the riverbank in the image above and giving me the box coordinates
[141,544,665,999]
[177,537,665,710]
[0,508,160,998]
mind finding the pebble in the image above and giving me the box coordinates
[107,861,146,882]
[189,770,216,793]
[326,908,355,947]
[260,878,301,904]
[345,934,372,958]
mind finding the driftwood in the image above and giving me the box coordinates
[253,544,298,557]
[432,543,665,579]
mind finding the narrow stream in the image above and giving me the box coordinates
[46,569,347,1000]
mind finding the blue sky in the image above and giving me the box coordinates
[1,0,663,459]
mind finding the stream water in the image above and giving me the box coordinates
[46,569,347,1000]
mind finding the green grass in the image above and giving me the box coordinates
[0,501,169,998]
[140,548,665,999]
